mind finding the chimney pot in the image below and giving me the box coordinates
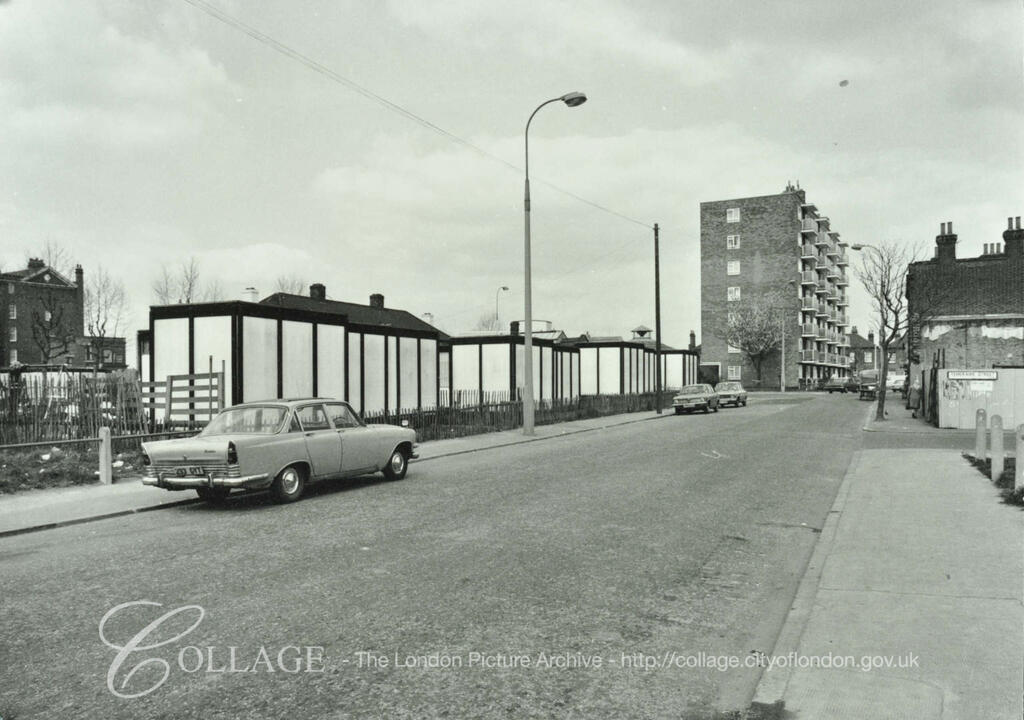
[309,283,326,300]
[1009,217,1014,231]
[1016,216,1021,230]
[510,321,520,336]
[369,293,384,309]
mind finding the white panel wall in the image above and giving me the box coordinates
[513,344,542,401]
[559,352,570,399]
[243,316,277,401]
[580,348,597,395]
[399,337,418,410]
[140,353,151,382]
[482,343,508,396]
[192,315,232,405]
[153,318,190,382]
[541,346,552,401]
[281,321,313,398]
[420,339,438,409]
[598,347,621,395]
[364,334,385,414]
[347,332,362,412]
[452,344,479,395]
[317,325,346,401]
[387,336,398,412]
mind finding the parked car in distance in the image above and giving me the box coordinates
[886,372,907,396]
[857,369,878,400]
[142,398,417,504]
[714,381,747,407]
[822,374,857,394]
[673,384,720,414]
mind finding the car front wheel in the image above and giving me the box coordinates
[270,465,306,503]
[383,448,408,481]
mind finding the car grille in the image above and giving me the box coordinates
[146,463,241,478]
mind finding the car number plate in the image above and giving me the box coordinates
[175,466,206,477]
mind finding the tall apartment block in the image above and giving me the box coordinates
[699,184,851,388]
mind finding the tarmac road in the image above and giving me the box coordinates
[0,393,866,719]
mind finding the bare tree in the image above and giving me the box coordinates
[274,274,308,294]
[84,267,127,366]
[473,312,502,332]
[37,239,74,278]
[153,258,224,304]
[715,291,791,386]
[30,290,76,364]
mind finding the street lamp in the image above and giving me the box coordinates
[849,244,880,372]
[495,286,509,330]
[522,91,587,435]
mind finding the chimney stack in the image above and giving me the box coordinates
[935,221,957,264]
[369,293,384,309]
[1003,215,1023,259]
[243,287,258,302]
[309,283,326,300]
[851,325,858,336]
[688,330,696,350]
[510,321,520,336]
[868,330,875,345]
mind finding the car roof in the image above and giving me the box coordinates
[231,397,344,409]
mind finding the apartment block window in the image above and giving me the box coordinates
[8,304,15,320]
[8,327,15,343]
[727,286,741,301]
[9,349,17,364]
[7,284,12,294]
[727,365,742,380]
[727,344,741,354]
[726,234,741,249]
[44,310,52,322]
[726,208,740,223]
[727,260,741,276]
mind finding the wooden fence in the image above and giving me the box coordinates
[0,367,224,445]
[365,391,670,443]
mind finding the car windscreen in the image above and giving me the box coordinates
[680,385,706,394]
[201,406,288,435]
[717,383,741,391]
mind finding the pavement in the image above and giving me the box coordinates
[0,406,677,537]
[752,401,1024,719]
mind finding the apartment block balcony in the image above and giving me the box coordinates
[836,294,849,306]
[815,284,829,297]
[838,355,850,367]
[801,323,817,337]
[826,264,840,279]
[815,232,830,248]
[800,350,817,363]
[801,219,818,233]
[815,303,829,317]
[815,325,827,339]
[836,314,850,327]
[836,252,848,266]
[801,296,817,310]
[800,244,817,259]
[827,353,838,365]
[835,272,849,286]
[800,271,817,285]
[838,335,850,347]
[817,351,827,363]
[826,243,840,258]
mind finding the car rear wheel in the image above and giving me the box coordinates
[383,448,408,481]
[270,465,306,504]
[196,487,230,504]
[713,403,719,413]
[742,399,747,406]
[674,407,684,415]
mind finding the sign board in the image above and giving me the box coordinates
[947,370,998,381]
[969,381,994,393]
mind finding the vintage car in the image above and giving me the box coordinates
[142,398,417,504]
[672,384,720,414]
[857,369,879,400]
[822,374,857,394]
[714,381,748,407]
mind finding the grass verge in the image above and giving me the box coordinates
[0,446,144,494]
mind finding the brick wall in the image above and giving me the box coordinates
[920,320,1024,369]
[700,190,804,387]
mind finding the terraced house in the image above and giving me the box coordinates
[700,184,851,389]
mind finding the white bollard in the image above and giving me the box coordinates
[1016,424,1024,492]
[98,427,112,485]
[990,415,1003,480]
[974,408,987,462]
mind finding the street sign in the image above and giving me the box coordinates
[947,370,998,381]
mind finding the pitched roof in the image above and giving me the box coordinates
[259,292,446,337]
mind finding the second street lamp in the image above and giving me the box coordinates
[495,286,509,329]
[522,91,587,436]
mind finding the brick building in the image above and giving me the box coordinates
[907,217,1024,369]
[847,327,875,375]
[0,259,126,370]
[700,184,851,389]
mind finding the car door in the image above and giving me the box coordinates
[325,402,379,473]
[296,403,342,478]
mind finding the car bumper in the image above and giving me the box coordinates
[142,473,271,490]
[674,401,708,409]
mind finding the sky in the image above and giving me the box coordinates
[1,0,1022,358]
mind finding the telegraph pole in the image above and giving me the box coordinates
[654,223,663,414]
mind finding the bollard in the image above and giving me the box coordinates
[990,415,1003,480]
[974,408,987,462]
[98,427,112,485]
[1016,424,1024,491]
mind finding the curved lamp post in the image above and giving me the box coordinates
[495,286,509,329]
[849,243,881,371]
[522,91,586,435]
